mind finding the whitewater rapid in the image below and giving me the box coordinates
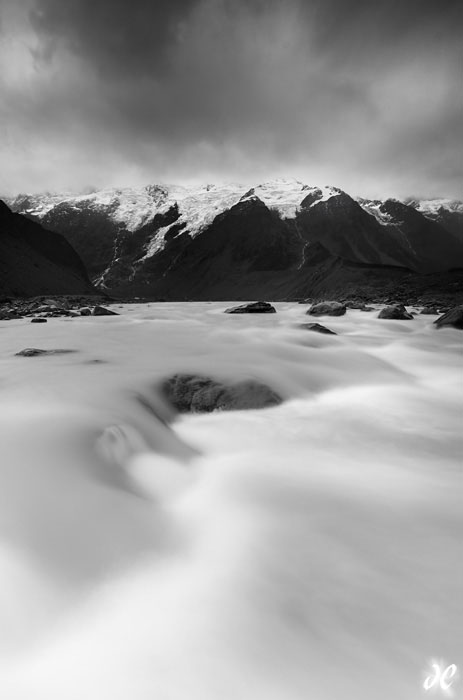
[0,302,461,699]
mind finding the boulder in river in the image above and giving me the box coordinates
[225,301,276,314]
[378,305,414,320]
[420,306,439,315]
[160,373,282,413]
[298,322,337,335]
[307,301,346,317]
[345,302,374,311]
[31,318,47,323]
[345,300,367,310]
[92,305,119,316]
[434,305,463,330]
[15,348,77,357]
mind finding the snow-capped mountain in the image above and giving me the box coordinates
[6,179,463,300]
[8,179,342,238]
[404,197,463,241]
[407,197,463,217]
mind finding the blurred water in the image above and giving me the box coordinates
[0,302,461,699]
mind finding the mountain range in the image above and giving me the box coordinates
[5,179,463,301]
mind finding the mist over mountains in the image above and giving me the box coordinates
[4,179,463,300]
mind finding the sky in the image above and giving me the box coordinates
[0,0,461,199]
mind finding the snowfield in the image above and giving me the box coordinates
[10,178,460,240]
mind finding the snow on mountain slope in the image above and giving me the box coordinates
[8,192,77,219]
[8,179,347,237]
[356,198,394,225]
[239,179,342,218]
[168,183,248,235]
[408,198,463,217]
[10,186,175,233]
[9,184,463,239]
[9,184,249,237]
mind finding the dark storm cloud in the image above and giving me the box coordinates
[29,0,200,75]
[29,0,463,79]
[0,0,462,197]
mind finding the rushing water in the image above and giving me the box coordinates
[0,302,461,699]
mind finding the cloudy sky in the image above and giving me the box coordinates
[0,0,461,198]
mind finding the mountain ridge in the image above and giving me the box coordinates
[5,179,463,301]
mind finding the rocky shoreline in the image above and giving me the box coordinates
[0,295,115,321]
[1,294,462,326]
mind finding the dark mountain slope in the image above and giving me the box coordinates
[40,201,125,278]
[104,201,463,304]
[38,201,181,281]
[379,200,463,270]
[296,193,463,272]
[0,201,95,297]
[405,199,463,242]
[104,197,303,298]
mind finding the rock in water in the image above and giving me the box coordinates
[160,373,282,412]
[80,307,92,316]
[378,305,414,320]
[420,306,439,315]
[31,318,48,323]
[434,305,463,330]
[345,302,374,312]
[224,301,276,314]
[92,305,119,316]
[307,301,346,317]
[15,348,77,357]
[298,322,337,335]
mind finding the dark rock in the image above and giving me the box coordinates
[378,304,414,320]
[31,318,47,323]
[41,298,66,309]
[298,322,337,335]
[225,301,276,314]
[345,300,374,311]
[80,307,92,316]
[434,305,463,330]
[420,306,439,315]
[15,348,77,357]
[92,305,119,316]
[33,305,71,317]
[0,310,23,320]
[160,373,282,413]
[34,305,56,313]
[307,301,346,316]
